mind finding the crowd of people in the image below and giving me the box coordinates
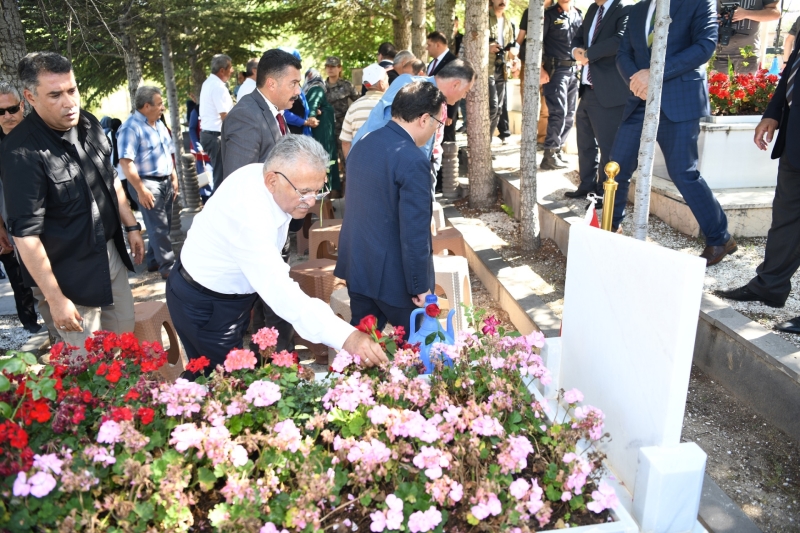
[1,0,800,367]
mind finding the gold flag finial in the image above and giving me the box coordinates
[600,162,620,231]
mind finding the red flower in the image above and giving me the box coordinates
[2,421,29,449]
[393,325,406,339]
[425,304,440,317]
[123,389,140,402]
[95,362,108,376]
[71,404,86,425]
[137,407,155,425]
[82,390,93,403]
[110,406,133,422]
[17,399,50,425]
[357,315,378,333]
[733,89,746,99]
[105,361,123,383]
[185,356,211,373]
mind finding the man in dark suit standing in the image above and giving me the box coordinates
[426,31,458,142]
[567,0,631,202]
[335,81,447,338]
[221,48,303,352]
[609,0,735,266]
[714,40,800,333]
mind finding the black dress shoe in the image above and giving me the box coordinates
[564,189,593,199]
[713,285,785,308]
[24,323,42,334]
[700,237,737,266]
[775,316,800,334]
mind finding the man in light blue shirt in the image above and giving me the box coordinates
[117,86,178,279]
[350,59,476,174]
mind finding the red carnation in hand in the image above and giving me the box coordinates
[137,407,155,426]
[425,304,440,318]
[186,356,211,373]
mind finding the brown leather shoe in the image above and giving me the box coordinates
[700,237,738,266]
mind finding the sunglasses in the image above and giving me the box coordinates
[0,104,20,116]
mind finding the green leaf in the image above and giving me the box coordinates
[197,467,217,492]
[424,332,437,345]
[437,331,445,342]
[0,402,11,419]
[134,501,154,521]
[509,412,522,424]
[359,494,372,506]
[0,374,10,393]
[569,495,584,511]
[347,412,365,437]
[545,483,562,502]
[20,353,38,366]
[0,358,25,375]
[229,416,243,435]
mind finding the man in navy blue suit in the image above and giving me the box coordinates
[609,0,736,266]
[714,38,800,334]
[335,81,447,339]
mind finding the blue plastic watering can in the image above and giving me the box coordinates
[408,294,456,373]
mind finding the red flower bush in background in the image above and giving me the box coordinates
[708,69,779,116]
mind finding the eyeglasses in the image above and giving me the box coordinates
[428,113,445,128]
[274,171,331,202]
[0,104,21,116]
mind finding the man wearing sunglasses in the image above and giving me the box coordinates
[167,134,387,377]
[0,82,40,333]
[335,81,447,339]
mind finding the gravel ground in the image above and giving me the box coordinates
[464,196,799,532]
[0,315,37,352]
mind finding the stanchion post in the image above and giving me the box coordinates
[601,161,620,231]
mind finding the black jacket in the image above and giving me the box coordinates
[765,40,800,168]
[1,109,133,307]
[571,0,633,108]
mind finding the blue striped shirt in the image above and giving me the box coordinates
[116,111,174,177]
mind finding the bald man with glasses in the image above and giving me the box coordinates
[167,134,386,378]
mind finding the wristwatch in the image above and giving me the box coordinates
[124,223,142,232]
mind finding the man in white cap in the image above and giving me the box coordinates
[339,63,389,159]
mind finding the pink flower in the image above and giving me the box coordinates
[33,453,63,475]
[273,419,303,453]
[587,481,620,513]
[83,445,116,466]
[449,480,463,502]
[471,492,502,520]
[573,405,605,440]
[230,444,249,467]
[271,350,296,368]
[12,472,30,497]
[498,435,534,474]
[252,327,279,350]
[156,378,207,417]
[407,506,442,533]
[561,491,572,501]
[370,510,387,532]
[322,373,375,412]
[96,420,123,444]
[481,315,501,336]
[331,350,360,373]
[385,494,404,529]
[224,348,257,372]
[563,388,584,404]
[244,380,282,407]
[470,415,504,437]
[412,446,451,479]
[509,478,530,499]
[260,523,289,533]
[28,471,57,498]
[169,423,205,452]
[368,405,392,425]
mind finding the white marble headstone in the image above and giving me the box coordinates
[559,224,706,493]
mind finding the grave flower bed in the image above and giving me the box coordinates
[708,69,778,116]
[0,309,617,532]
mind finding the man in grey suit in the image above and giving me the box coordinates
[221,49,302,178]
[220,48,303,352]
[568,0,632,202]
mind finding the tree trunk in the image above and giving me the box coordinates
[520,0,545,250]
[185,26,205,99]
[119,10,143,114]
[393,0,412,51]
[435,0,456,39]
[0,0,27,92]
[159,11,186,206]
[632,0,671,241]
[412,0,427,61]
[464,0,493,209]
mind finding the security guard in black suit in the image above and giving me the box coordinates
[541,0,582,170]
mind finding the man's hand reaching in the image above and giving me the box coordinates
[342,330,389,367]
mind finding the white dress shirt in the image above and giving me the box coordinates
[237,77,256,98]
[428,50,449,75]
[581,0,617,85]
[180,164,355,350]
[199,73,233,132]
[257,89,286,133]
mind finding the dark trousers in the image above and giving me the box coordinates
[200,130,223,191]
[575,87,625,194]
[609,101,730,245]
[0,251,37,328]
[166,261,258,375]
[747,156,800,304]
[489,65,507,136]
[251,236,295,352]
[498,89,511,139]
[348,290,417,342]
[126,179,174,276]
[443,103,457,143]
[543,67,579,150]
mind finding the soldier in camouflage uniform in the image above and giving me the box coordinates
[325,56,360,195]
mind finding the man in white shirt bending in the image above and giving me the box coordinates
[166,134,387,377]
[199,54,234,191]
